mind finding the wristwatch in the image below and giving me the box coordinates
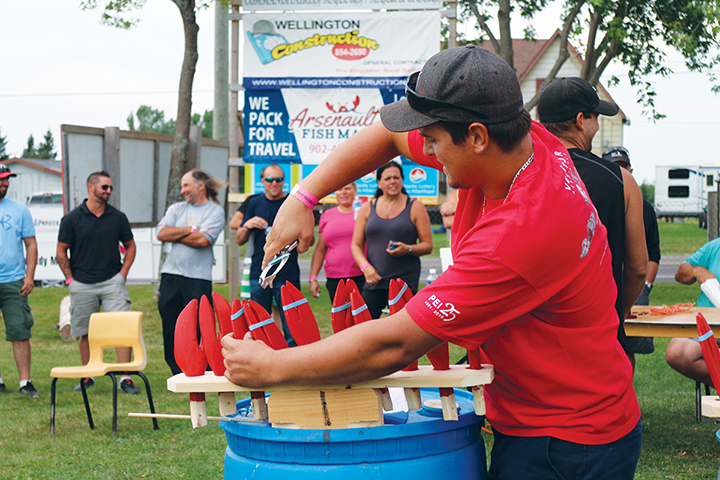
[645,281,653,292]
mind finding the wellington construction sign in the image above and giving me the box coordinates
[242,10,441,201]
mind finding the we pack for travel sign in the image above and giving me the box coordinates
[243,11,439,84]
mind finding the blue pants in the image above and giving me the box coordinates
[250,280,299,347]
[488,420,642,480]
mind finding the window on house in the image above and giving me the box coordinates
[668,169,690,179]
[668,186,690,198]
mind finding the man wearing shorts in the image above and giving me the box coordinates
[57,171,138,394]
[0,164,40,398]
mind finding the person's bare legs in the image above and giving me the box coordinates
[665,338,712,385]
[116,346,132,363]
[12,339,31,380]
[79,334,90,365]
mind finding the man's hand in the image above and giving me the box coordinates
[21,276,34,296]
[221,333,278,389]
[243,216,269,231]
[263,197,316,269]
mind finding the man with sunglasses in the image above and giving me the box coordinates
[539,79,648,372]
[237,164,299,346]
[57,171,138,394]
[0,164,40,397]
[223,46,641,479]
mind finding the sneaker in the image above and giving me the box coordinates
[20,381,40,398]
[0,382,5,393]
[119,378,139,395]
[74,378,95,392]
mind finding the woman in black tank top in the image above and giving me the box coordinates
[350,162,433,319]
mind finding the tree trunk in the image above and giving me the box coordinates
[497,0,513,69]
[168,0,199,205]
[156,0,199,298]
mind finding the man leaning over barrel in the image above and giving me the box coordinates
[222,46,641,480]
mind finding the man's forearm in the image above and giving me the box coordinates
[157,225,192,242]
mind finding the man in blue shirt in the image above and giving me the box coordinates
[237,164,299,346]
[666,238,720,384]
[0,164,40,397]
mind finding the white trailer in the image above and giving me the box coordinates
[654,165,720,217]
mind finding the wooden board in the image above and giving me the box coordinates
[701,395,720,418]
[268,389,381,429]
[167,364,495,394]
[625,306,720,338]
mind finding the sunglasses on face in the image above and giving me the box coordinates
[100,184,113,191]
[603,146,629,156]
[263,177,284,183]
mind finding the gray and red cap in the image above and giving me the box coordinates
[0,164,17,179]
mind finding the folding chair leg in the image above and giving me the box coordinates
[697,381,703,423]
[108,373,118,437]
[50,378,58,435]
[80,378,94,430]
[137,372,159,430]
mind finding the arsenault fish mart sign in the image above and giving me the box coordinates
[242,10,441,203]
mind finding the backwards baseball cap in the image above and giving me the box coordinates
[0,164,17,179]
[538,77,619,123]
[602,146,631,167]
[380,45,525,132]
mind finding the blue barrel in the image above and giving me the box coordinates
[221,388,487,479]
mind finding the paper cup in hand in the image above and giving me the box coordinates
[701,278,720,308]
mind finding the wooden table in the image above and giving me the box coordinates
[624,306,720,338]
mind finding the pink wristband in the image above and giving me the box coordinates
[360,262,371,272]
[291,184,319,209]
[309,275,317,281]
[66,277,74,285]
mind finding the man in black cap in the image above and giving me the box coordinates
[223,47,642,479]
[539,78,648,371]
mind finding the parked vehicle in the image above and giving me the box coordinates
[655,165,720,217]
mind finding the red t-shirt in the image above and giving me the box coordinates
[405,122,640,444]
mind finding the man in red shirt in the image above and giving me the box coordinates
[222,46,641,479]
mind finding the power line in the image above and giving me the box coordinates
[0,90,214,98]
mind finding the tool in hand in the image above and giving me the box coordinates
[259,240,299,289]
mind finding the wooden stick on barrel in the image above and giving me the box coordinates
[174,299,208,428]
[389,279,421,410]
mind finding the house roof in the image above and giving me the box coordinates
[1,158,62,176]
[481,30,625,119]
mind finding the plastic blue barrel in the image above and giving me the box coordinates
[221,388,487,479]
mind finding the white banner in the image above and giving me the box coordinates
[241,0,443,12]
[243,11,440,82]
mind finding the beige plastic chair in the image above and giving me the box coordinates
[50,311,159,436]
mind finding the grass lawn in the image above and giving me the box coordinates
[0,219,716,478]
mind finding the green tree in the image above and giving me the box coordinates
[36,130,57,159]
[82,0,205,207]
[0,129,9,161]
[127,105,176,134]
[22,135,37,158]
[640,181,655,204]
[458,0,720,118]
[128,105,213,138]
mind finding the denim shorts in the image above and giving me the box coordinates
[488,420,642,480]
[0,279,34,341]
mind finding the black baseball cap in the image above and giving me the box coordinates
[602,146,631,167]
[538,77,619,123]
[0,164,17,179]
[380,45,525,132]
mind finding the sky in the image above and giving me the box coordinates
[2,0,720,185]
